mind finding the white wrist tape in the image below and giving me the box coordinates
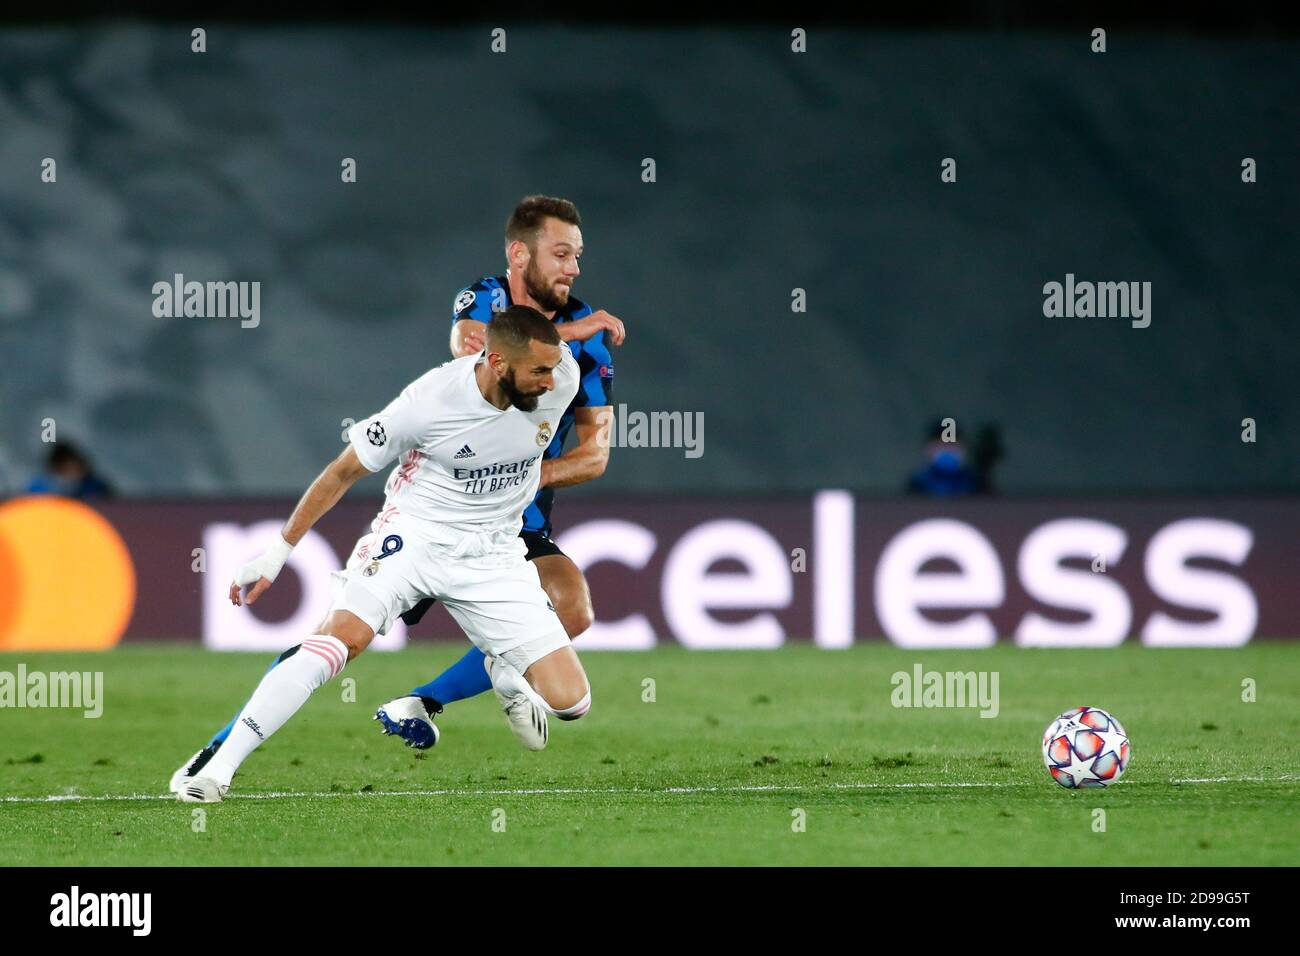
[233,535,295,587]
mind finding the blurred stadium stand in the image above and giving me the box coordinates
[1,21,1296,497]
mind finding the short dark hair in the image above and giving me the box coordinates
[486,305,561,356]
[505,195,581,250]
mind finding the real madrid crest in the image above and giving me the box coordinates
[363,560,380,577]
[536,419,552,447]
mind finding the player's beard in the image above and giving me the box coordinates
[499,367,544,412]
[523,259,570,313]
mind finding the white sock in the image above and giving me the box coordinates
[490,658,553,711]
[203,636,348,787]
[490,658,589,719]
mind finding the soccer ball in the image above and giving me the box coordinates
[1042,706,1131,789]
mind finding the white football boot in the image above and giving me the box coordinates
[374,695,440,749]
[176,776,227,803]
[169,742,222,794]
[485,656,548,751]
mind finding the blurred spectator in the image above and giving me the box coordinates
[905,419,981,496]
[969,423,1004,494]
[26,441,114,499]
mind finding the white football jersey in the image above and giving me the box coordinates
[347,347,579,542]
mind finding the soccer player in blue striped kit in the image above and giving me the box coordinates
[169,197,623,793]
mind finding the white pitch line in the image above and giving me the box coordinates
[2,774,1296,805]
[1169,774,1299,784]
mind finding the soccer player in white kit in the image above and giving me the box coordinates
[176,306,592,803]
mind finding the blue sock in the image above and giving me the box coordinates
[208,713,239,748]
[208,647,296,747]
[411,647,492,707]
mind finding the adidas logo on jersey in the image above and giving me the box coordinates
[453,445,476,460]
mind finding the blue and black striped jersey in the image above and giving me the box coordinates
[453,275,614,535]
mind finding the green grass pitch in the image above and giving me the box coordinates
[1,644,1296,865]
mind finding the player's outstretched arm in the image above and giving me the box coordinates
[228,445,373,607]
[454,312,625,357]
[540,405,613,490]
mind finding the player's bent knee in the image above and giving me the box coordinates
[560,602,594,639]
[525,645,589,714]
[320,609,375,660]
[533,672,590,718]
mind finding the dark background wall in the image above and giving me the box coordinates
[2,23,1295,496]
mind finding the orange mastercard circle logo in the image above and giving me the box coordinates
[0,496,136,650]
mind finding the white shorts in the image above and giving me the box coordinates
[328,508,570,672]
